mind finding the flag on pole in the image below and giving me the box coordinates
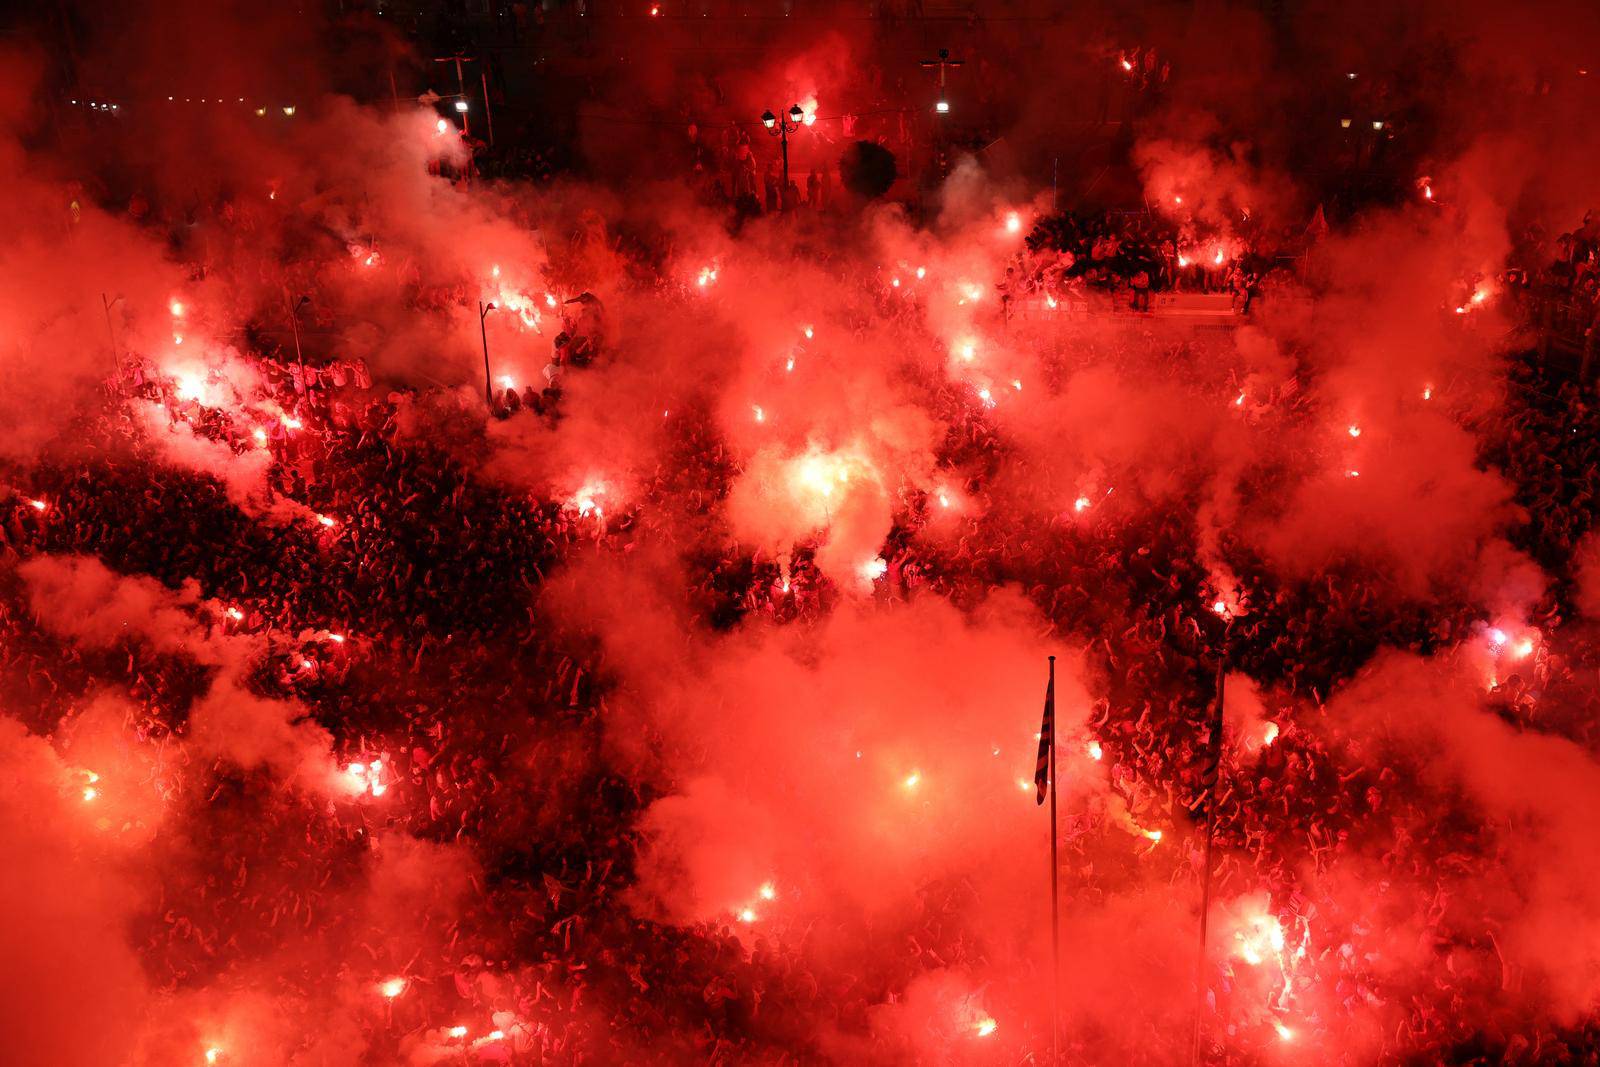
[1034,660,1055,804]
[1305,203,1329,239]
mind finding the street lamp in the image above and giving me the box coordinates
[760,105,805,211]
[479,301,497,408]
[920,48,964,177]
[454,99,469,113]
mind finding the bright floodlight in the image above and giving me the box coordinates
[761,110,776,129]
[935,99,950,113]
[455,100,469,112]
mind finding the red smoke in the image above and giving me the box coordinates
[4,2,1600,1064]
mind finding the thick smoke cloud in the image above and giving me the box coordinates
[6,0,1600,1062]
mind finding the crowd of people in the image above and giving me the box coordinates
[5,167,1600,1066]
[997,209,1307,317]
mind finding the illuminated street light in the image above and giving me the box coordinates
[935,99,950,113]
[454,99,469,113]
[759,104,807,211]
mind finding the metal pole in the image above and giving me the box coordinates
[101,293,120,375]
[480,66,495,147]
[1190,637,1229,1067]
[288,296,306,382]
[1049,653,1060,1065]
[455,57,471,137]
[780,123,790,211]
[479,302,494,408]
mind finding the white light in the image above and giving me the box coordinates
[935,100,950,113]
[454,100,469,113]
[283,105,296,116]
[380,977,407,998]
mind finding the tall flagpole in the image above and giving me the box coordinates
[1190,631,1229,1066]
[1048,654,1060,1066]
